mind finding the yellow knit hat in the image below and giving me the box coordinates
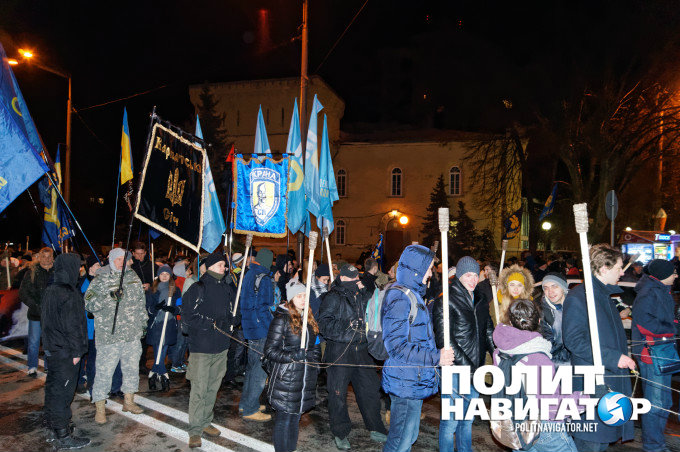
[507,272,525,286]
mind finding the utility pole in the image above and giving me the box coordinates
[298,0,309,264]
[65,75,72,203]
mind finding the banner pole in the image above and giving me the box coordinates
[111,146,122,249]
[155,293,173,365]
[301,231,318,349]
[231,234,252,330]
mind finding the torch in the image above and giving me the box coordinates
[154,293,173,366]
[438,208,450,349]
[488,268,501,325]
[301,231,318,348]
[499,239,509,275]
[230,234,252,330]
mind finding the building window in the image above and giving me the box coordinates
[449,166,461,195]
[390,168,403,197]
[335,220,346,245]
[337,169,347,197]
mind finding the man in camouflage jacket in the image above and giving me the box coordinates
[85,248,147,423]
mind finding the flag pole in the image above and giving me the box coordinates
[111,149,122,249]
[301,230,318,349]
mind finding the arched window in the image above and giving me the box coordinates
[337,169,347,197]
[449,166,461,196]
[391,168,403,197]
[335,220,346,245]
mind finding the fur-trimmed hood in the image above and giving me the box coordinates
[498,264,534,302]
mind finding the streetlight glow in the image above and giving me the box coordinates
[541,221,552,231]
[399,215,409,226]
[8,59,18,65]
[625,227,632,231]
[18,49,33,58]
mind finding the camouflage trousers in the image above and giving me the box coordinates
[91,340,142,403]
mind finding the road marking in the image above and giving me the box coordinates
[0,345,273,452]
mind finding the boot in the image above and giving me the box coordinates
[122,393,143,414]
[160,374,170,392]
[53,427,90,450]
[94,400,107,425]
[148,372,158,391]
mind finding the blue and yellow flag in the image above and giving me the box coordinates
[286,99,307,234]
[0,42,49,214]
[503,207,523,240]
[304,95,324,230]
[120,108,133,184]
[196,116,226,253]
[316,114,339,233]
[40,147,73,248]
[539,183,558,221]
[372,233,385,272]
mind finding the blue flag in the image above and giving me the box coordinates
[503,207,523,240]
[254,106,271,156]
[372,233,385,272]
[316,115,339,233]
[196,116,226,253]
[40,147,72,248]
[539,183,558,221]
[304,95,324,230]
[287,100,308,234]
[0,42,49,214]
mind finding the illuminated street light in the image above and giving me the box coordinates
[625,227,632,231]
[541,221,552,231]
[399,215,409,226]
[8,59,18,65]
[391,209,399,217]
[18,49,34,58]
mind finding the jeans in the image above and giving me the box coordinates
[273,411,301,452]
[640,362,672,452]
[239,338,268,416]
[519,422,577,452]
[571,437,609,452]
[27,319,41,370]
[170,331,188,367]
[44,352,79,430]
[440,374,477,452]
[383,395,423,452]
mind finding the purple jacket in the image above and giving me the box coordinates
[493,323,585,421]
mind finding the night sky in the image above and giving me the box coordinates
[1,0,678,246]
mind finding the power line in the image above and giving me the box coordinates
[76,84,173,112]
[314,0,369,74]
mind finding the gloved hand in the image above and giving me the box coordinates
[350,318,365,331]
[160,305,177,314]
[293,348,306,361]
[86,311,94,319]
[155,302,166,310]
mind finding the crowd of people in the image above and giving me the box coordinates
[2,239,678,452]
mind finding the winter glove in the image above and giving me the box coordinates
[293,348,307,361]
[160,305,177,314]
[86,311,94,319]
[350,318,365,331]
[155,302,167,310]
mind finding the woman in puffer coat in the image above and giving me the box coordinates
[491,264,535,325]
[264,280,321,452]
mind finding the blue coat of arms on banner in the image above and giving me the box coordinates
[234,155,288,237]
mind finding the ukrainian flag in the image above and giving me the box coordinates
[120,108,133,184]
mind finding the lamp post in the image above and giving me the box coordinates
[16,49,73,203]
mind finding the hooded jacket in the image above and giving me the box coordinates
[563,277,633,443]
[492,323,583,421]
[183,271,234,354]
[491,264,535,325]
[264,304,321,414]
[433,277,494,371]
[41,254,88,358]
[145,284,180,346]
[631,274,676,359]
[19,263,54,321]
[241,263,274,340]
[381,245,440,399]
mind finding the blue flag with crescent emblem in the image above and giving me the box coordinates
[196,116,226,252]
[286,99,307,234]
[254,106,272,157]
[539,183,558,221]
[0,42,49,214]
[304,95,323,231]
[503,207,523,240]
[316,115,339,233]
[40,147,73,248]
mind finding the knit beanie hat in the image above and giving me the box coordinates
[256,248,274,269]
[203,251,226,269]
[507,272,525,286]
[542,272,568,293]
[315,264,330,278]
[286,280,306,301]
[173,262,186,277]
[456,256,479,278]
[648,259,675,281]
[158,265,173,277]
[340,264,359,279]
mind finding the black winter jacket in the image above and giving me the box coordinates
[183,272,234,354]
[131,257,154,286]
[19,264,54,321]
[264,305,320,414]
[41,254,88,358]
[432,277,494,371]
[318,280,370,363]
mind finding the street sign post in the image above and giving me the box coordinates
[605,190,618,246]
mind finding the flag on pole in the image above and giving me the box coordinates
[372,233,385,272]
[40,146,73,248]
[0,41,49,214]
[316,114,339,233]
[539,183,558,221]
[503,207,523,240]
[254,106,271,156]
[286,99,307,234]
[304,95,324,229]
[120,108,135,211]
[196,116,226,253]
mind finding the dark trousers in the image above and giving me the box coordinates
[44,352,80,430]
[327,364,386,438]
[225,326,246,381]
[78,339,97,389]
[273,411,301,452]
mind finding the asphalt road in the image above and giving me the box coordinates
[1,341,679,452]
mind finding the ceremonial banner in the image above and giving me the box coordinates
[135,122,205,252]
[233,155,289,237]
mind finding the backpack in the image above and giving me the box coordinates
[489,351,543,450]
[366,284,419,361]
[180,281,204,335]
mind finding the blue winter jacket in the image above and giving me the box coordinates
[631,275,676,356]
[381,245,440,399]
[241,264,274,340]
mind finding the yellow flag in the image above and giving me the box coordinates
[120,107,133,184]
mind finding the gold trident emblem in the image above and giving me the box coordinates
[166,168,186,207]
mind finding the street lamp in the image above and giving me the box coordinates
[541,221,552,231]
[625,227,632,232]
[7,59,18,65]
[399,215,409,226]
[13,48,73,203]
